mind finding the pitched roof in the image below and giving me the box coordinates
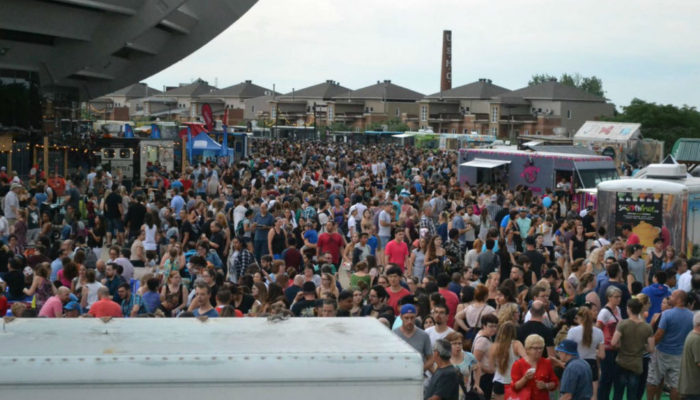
[164,79,218,97]
[425,79,510,99]
[335,80,423,101]
[107,83,162,98]
[278,80,350,100]
[201,80,276,99]
[504,80,606,102]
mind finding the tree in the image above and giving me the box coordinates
[601,98,700,151]
[529,73,605,97]
[367,118,409,132]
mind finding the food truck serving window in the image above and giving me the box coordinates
[577,169,618,188]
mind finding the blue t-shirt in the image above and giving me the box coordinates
[500,214,510,229]
[303,230,318,245]
[193,308,219,318]
[170,195,185,219]
[560,357,593,400]
[142,291,161,313]
[641,283,671,322]
[367,235,378,256]
[657,307,694,355]
[481,241,500,253]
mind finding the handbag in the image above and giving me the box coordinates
[459,368,485,400]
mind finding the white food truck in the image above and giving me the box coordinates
[0,318,424,400]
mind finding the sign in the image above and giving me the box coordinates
[202,103,214,131]
[615,192,664,248]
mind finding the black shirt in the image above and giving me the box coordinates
[104,193,122,219]
[424,365,459,400]
[524,249,546,279]
[4,270,26,300]
[125,202,146,233]
[235,294,256,314]
[518,320,554,358]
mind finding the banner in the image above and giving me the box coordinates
[202,103,214,131]
[124,124,134,138]
[150,124,161,139]
[615,192,663,248]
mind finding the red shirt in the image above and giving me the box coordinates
[89,298,123,318]
[438,287,459,328]
[215,305,243,317]
[387,286,410,316]
[0,296,7,317]
[510,357,558,400]
[385,240,409,271]
[180,179,193,193]
[317,232,344,265]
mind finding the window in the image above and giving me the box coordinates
[420,105,428,121]
[463,129,469,134]
[395,107,400,117]
[251,105,255,113]
[491,106,499,123]
[491,126,498,136]
[451,129,456,134]
[535,130,541,135]
[577,169,618,188]
[524,130,529,135]
[271,108,277,119]
[567,109,572,119]
[328,106,334,121]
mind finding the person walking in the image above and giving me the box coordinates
[424,338,459,400]
[679,312,700,400]
[647,290,694,400]
[556,339,594,400]
[611,297,655,400]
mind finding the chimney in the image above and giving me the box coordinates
[441,30,452,91]
[245,80,252,84]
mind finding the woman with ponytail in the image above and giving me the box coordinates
[566,306,605,400]
[489,321,526,400]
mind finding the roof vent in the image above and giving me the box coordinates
[384,80,391,84]
[245,80,252,84]
[644,164,688,179]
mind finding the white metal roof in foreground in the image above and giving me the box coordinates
[461,158,511,168]
[0,0,258,100]
[0,318,423,386]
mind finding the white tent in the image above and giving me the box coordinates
[573,121,641,145]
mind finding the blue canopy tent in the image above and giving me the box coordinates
[187,131,221,164]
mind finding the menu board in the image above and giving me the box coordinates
[615,192,663,248]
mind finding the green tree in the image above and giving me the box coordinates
[601,98,700,151]
[529,73,604,97]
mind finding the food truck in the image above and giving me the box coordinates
[457,148,617,193]
[0,318,423,400]
[597,163,700,257]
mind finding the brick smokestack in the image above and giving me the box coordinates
[441,30,452,91]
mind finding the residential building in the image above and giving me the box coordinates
[88,83,161,121]
[419,79,510,134]
[139,79,218,121]
[199,80,275,125]
[490,79,615,138]
[268,80,350,127]
[330,80,424,131]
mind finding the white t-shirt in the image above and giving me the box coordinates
[378,210,392,237]
[566,325,604,360]
[425,326,454,346]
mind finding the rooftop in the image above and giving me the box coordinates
[498,80,607,103]
[278,80,350,101]
[425,79,510,100]
[335,80,424,101]
[201,80,276,99]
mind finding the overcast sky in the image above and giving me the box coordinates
[145,0,700,109]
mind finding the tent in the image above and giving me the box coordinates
[191,132,221,151]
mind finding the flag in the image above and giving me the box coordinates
[202,104,214,131]
[150,124,161,139]
[220,124,228,157]
[124,123,134,138]
[187,127,193,164]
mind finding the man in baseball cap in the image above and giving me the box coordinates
[557,339,593,400]
[393,303,432,369]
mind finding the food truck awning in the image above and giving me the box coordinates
[461,158,511,168]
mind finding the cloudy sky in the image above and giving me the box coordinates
[145,0,700,109]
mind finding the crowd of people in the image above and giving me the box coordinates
[0,139,699,400]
